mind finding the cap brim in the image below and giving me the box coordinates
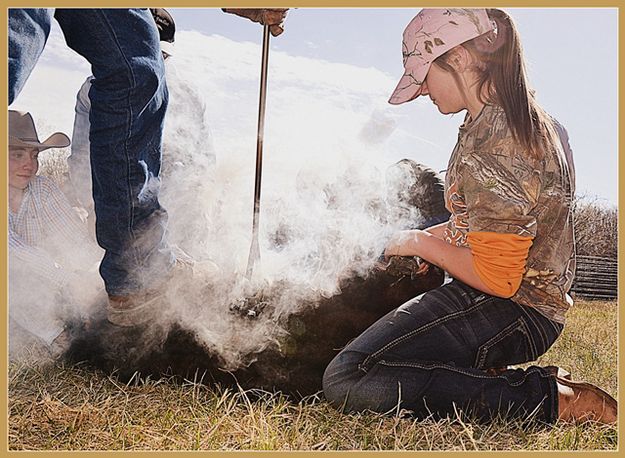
[388,65,430,105]
[9,132,70,151]
[160,41,175,57]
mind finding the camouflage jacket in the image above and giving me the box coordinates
[443,104,576,324]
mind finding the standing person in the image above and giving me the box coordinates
[322,8,616,424]
[8,110,101,359]
[66,8,218,257]
[9,8,173,329]
[9,8,288,329]
[66,8,181,220]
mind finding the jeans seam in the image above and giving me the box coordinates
[95,9,137,243]
[520,303,564,357]
[362,291,496,371]
[548,374,558,422]
[519,305,548,354]
[377,359,547,387]
[473,317,531,369]
[518,317,538,360]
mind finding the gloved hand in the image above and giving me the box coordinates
[222,8,289,36]
[375,253,431,279]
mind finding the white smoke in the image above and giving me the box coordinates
[11,26,435,368]
[153,33,444,369]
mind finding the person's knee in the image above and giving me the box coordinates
[322,372,349,409]
[90,57,167,134]
[118,52,164,99]
[91,43,165,99]
[322,351,361,409]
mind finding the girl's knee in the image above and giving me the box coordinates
[322,351,362,408]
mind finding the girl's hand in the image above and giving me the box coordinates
[377,254,431,277]
[384,229,422,259]
[412,257,431,275]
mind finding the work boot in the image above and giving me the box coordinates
[556,376,618,424]
[107,290,166,327]
[107,255,220,327]
[544,365,572,380]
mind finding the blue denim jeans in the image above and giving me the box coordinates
[322,280,563,423]
[9,8,173,296]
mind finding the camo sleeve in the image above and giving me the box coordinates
[456,144,543,238]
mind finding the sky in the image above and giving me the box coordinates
[11,7,618,206]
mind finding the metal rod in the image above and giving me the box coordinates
[246,24,270,279]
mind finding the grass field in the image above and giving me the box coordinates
[8,299,618,451]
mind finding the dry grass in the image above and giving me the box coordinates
[530,299,618,396]
[37,147,71,187]
[8,299,618,451]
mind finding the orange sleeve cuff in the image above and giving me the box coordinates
[467,232,534,298]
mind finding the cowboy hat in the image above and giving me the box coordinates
[9,110,70,151]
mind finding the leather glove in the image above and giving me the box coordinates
[222,8,289,36]
[375,254,431,280]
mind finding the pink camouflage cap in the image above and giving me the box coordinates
[389,8,496,105]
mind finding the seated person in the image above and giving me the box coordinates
[8,110,102,359]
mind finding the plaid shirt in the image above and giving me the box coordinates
[9,176,99,288]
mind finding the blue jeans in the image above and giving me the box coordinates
[322,280,563,423]
[9,8,173,296]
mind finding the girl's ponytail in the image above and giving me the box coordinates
[486,10,533,151]
[458,9,557,159]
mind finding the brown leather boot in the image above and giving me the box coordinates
[544,365,572,380]
[557,376,618,424]
[107,291,165,327]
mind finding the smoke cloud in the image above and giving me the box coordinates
[10,25,437,369]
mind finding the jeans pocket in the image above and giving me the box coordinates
[474,317,538,369]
